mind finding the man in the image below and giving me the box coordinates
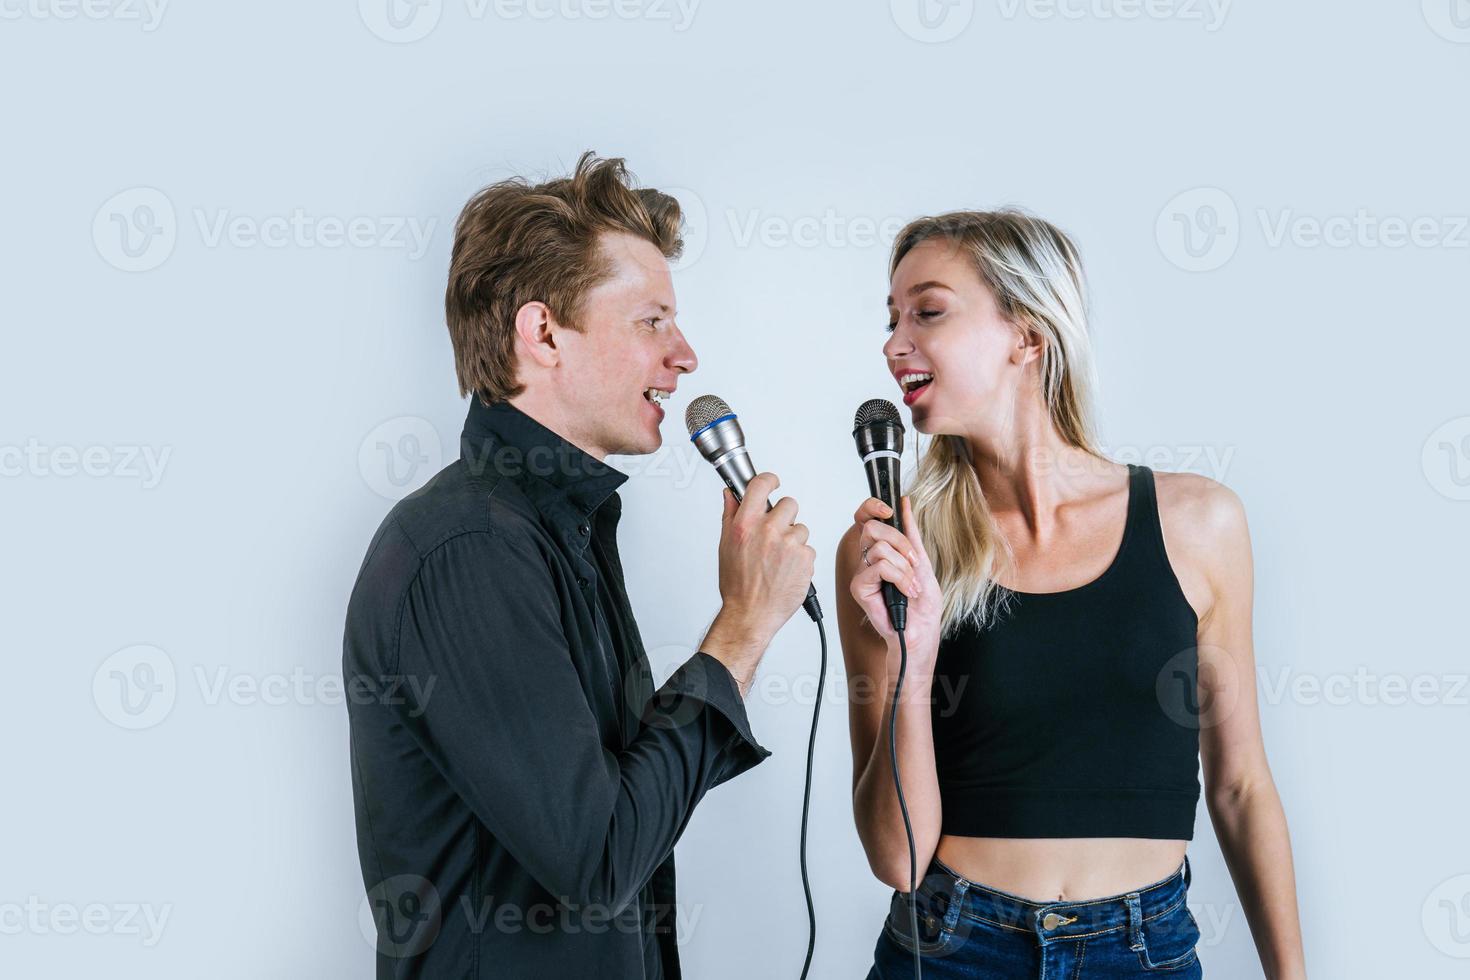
[343,152,815,978]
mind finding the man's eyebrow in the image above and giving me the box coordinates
[885,281,952,305]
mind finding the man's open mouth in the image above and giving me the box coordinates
[643,387,672,406]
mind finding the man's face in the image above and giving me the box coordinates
[556,231,698,458]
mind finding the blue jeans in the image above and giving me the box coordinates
[866,854,1202,978]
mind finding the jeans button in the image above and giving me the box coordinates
[1042,912,1063,930]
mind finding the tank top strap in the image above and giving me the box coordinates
[1125,462,1170,572]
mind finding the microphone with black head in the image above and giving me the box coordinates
[855,396,923,980]
[852,398,908,632]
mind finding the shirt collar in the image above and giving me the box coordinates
[459,398,628,531]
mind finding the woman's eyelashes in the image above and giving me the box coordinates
[884,309,943,332]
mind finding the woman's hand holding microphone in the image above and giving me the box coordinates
[846,495,943,680]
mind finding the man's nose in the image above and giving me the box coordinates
[669,326,698,374]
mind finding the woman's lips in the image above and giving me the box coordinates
[902,379,932,407]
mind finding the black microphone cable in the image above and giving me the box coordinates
[851,397,922,979]
[891,626,921,980]
[797,613,826,980]
[684,394,829,977]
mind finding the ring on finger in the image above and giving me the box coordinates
[861,544,871,567]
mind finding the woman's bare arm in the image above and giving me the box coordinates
[835,498,945,891]
[1168,475,1308,980]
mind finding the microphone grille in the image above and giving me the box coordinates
[854,398,902,429]
[685,394,734,435]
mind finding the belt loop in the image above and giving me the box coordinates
[943,876,970,934]
[1124,892,1145,951]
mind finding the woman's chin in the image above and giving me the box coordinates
[908,406,937,434]
[909,408,964,439]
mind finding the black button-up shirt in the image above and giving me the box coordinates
[344,398,771,979]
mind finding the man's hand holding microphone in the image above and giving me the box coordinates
[701,471,817,696]
[687,395,818,696]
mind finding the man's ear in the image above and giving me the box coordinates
[512,301,560,371]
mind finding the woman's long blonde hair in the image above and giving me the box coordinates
[895,209,1105,637]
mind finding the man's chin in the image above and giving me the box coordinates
[609,427,662,459]
[641,428,664,455]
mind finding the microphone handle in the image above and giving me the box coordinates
[714,449,823,622]
[862,453,908,632]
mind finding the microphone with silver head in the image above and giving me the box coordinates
[686,394,821,622]
[690,395,828,979]
[852,398,907,631]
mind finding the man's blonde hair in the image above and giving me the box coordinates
[445,151,684,404]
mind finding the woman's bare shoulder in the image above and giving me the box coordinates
[1152,468,1251,620]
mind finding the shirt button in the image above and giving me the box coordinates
[578,523,589,536]
[577,576,589,588]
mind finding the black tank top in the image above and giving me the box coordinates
[931,464,1202,840]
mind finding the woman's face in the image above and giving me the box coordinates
[884,237,1027,436]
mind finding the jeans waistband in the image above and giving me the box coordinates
[913,853,1192,946]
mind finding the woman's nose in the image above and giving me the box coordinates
[883,320,913,359]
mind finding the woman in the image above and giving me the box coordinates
[836,210,1306,978]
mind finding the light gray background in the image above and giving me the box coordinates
[4,1,1468,976]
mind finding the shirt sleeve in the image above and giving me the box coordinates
[395,527,770,914]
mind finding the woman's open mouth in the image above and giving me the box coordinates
[899,372,933,407]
